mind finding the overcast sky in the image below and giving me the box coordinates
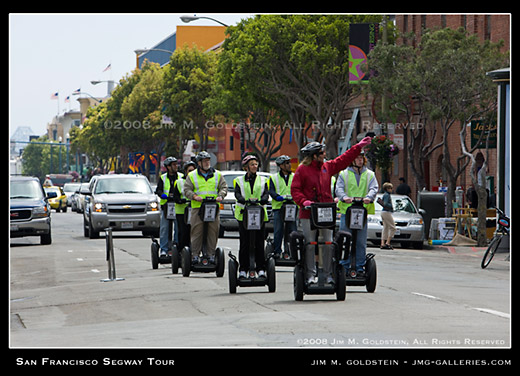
[9,13,254,138]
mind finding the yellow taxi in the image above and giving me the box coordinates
[43,186,68,212]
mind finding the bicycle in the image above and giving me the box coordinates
[481,207,510,269]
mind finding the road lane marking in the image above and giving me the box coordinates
[91,269,100,273]
[472,308,510,319]
[411,292,441,301]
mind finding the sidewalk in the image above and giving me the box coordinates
[427,244,487,258]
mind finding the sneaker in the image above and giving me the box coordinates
[191,256,200,265]
[160,250,168,257]
[326,276,335,284]
[257,270,266,278]
[239,271,247,279]
[307,276,318,285]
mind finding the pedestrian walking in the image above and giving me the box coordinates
[380,182,396,249]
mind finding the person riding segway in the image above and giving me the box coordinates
[266,155,298,266]
[228,154,275,293]
[151,156,181,269]
[170,161,196,274]
[290,137,372,300]
[341,197,377,292]
[335,151,378,290]
[182,151,228,277]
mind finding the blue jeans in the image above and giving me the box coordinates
[339,214,367,272]
[272,210,298,254]
[160,211,178,253]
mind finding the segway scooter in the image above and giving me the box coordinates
[151,192,178,269]
[181,197,224,277]
[171,201,191,274]
[343,197,377,292]
[228,199,276,293]
[265,196,298,267]
[292,202,346,301]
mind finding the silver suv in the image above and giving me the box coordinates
[82,174,160,238]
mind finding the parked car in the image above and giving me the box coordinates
[43,186,68,212]
[72,182,89,213]
[219,170,273,237]
[367,193,425,249]
[63,182,81,207]
[10,176,54,245]
[82,174,161,238]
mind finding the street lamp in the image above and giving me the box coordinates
[180,15,229,27]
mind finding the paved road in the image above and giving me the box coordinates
[10,210,510,348]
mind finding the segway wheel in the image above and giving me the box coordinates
[267,257,276,293]
[171,244,179,274]
[264,238,273,259]
[293,265,304,301]
[336,264,346,301]
[181,246,191,277]
[216,247,225,277]
[365,257,377,293]
[151,242,159,269]
[228,258,237,294]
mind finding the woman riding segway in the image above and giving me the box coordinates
[291,137,372,289]
[228,154,275,293]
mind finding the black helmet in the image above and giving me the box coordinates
[195,151,211,163]
[183,161,196,172]
[300,142,325,157]
[163,156,177,167]
[275,155,291,165]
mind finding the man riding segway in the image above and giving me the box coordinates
[183,151,228,273]
[268,155,298,265]
[150,156,182,269]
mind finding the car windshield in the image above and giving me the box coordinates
[44,187,62,196]
[63,183,80,192]
[223,173,245,192]
[94,177,152,194]
[374,195,417,214]
[10,180,44,200]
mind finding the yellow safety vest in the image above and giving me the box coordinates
[337,169,376,215]
[234,174,268,222]
[174,179,189,214]
[270,172,294,210]
[159,172,184,206]
[188,169,222,209]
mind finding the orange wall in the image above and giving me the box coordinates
[176,25,227,51]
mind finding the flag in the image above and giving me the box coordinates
[50,92,59,100]
[73,88,81,94]
[64,96,70,103]
[102,63,111,72]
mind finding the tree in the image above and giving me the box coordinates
[415,27,507,217]
[367,40,442,191]
[120,62,165,178]
[163,46,217,153]
[217,15,382,159]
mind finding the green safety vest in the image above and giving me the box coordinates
[337,169,376,215]
[234,174,268,222]
[270,172,294,210]
[174,178,189,214]
[159,172,184,206]
[159,173,172,206]
[188,169,222,209]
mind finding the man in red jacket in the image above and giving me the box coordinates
[291,136,372,284]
